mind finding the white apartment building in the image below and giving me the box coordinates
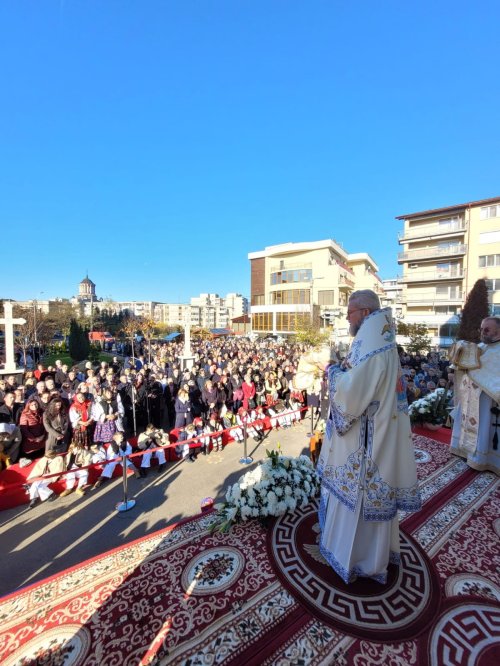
[248,240,384,344]
[397,196,500,348]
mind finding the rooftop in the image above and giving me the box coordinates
[395,195,500,220]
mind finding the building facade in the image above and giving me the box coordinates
[248,240,383,343]
[397,196,500,348]
[381,278,403,319]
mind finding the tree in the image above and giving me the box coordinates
[457,279,489,342]
[293,315,330,347]
[69,319,90,362]
[397,321,431,354]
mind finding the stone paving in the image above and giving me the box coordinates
[0,418,314,598]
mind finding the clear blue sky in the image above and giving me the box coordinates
[1,0,499,303]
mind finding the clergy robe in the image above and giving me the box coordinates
[317,307,421,584]
[450,341,500,475]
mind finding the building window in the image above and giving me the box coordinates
[439,216,460,228]
[318,290,335,305]
[435,306,459,314]
[271,290,310,305]
[251,294,265,306]
[478,254,500,267]
[485,279,500,292]
[270,269,312,285]
[275,312,309,331]
[480,204,500,220]
[252,312,272,331]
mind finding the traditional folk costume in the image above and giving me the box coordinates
[137,429,167,473]
[69,397,94,448]
[27,452,65,504]
[63,444,93,495]
[205,417,224,453]
[317,308,421,584]
[92,395,124,444]
[450,341,500,475]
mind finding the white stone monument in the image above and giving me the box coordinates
[0,302,26,378]
[180,312,195,370]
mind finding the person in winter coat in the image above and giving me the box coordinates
[43,397,71,454]
[19,400,47,456]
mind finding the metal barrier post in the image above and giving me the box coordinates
[307,405,315,437]
[239,422,253,465]
[116,455,136,512]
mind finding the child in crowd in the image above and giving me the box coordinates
[221,405,244,442]
[176,424,197,463]
[137,423,167,475]
[60,440,93,497]
[267,399,293,429]
[92,431,140,489]
[26,449,65,509]
[237,407,263,442]
[205,412,224,452]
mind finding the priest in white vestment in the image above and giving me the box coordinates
[450,316,500,476]
[317,290,421,584]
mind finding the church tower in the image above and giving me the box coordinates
[78,275,97,300]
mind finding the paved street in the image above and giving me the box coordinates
[0,419,314,598]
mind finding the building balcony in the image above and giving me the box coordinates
[401,269,464,283]
[403,313,460,326]
[398,220,466,244]
[338,275,355,290]
[404,292,463,305]
[398,244,467,263]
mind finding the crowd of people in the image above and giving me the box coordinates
[0,336,317,508]
[400,351,454,404]
[0,329,462,512]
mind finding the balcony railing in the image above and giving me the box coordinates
[398,220,466,242]
[269,261,313,272]
[404,292,463,304]
[398,244,466,263]
[338,275,355,288]
[401,269,464,283]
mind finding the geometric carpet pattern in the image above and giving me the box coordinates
[0,432,499,665]
[268,500,441,641]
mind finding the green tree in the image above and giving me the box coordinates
[457,279,489,342]
[293,315,330,347]
[69,319,90,362]
[397,321,431,354]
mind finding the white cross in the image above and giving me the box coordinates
[0,302,26,372]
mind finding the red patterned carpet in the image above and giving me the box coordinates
[1,433,499,666]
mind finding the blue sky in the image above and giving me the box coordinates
[1,0,499,303]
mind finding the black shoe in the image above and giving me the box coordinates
[47,493,57,502]
[202,448,207,456]
[139,467,148,478]
[29,498,38,509]
[157,463,166,473]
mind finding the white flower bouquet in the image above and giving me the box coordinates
[210,449,320,532]
[408,388,453,425]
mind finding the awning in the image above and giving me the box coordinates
[210,328,232,337]
[163,332,181,341]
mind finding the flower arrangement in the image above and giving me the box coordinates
[408,387,453,426]
[210,448,320,532]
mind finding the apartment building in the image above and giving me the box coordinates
[248,240,383,343]
[381,278,403,318]
[153,303,191,326]
[396,196,500,347]
[111,294,249,329]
